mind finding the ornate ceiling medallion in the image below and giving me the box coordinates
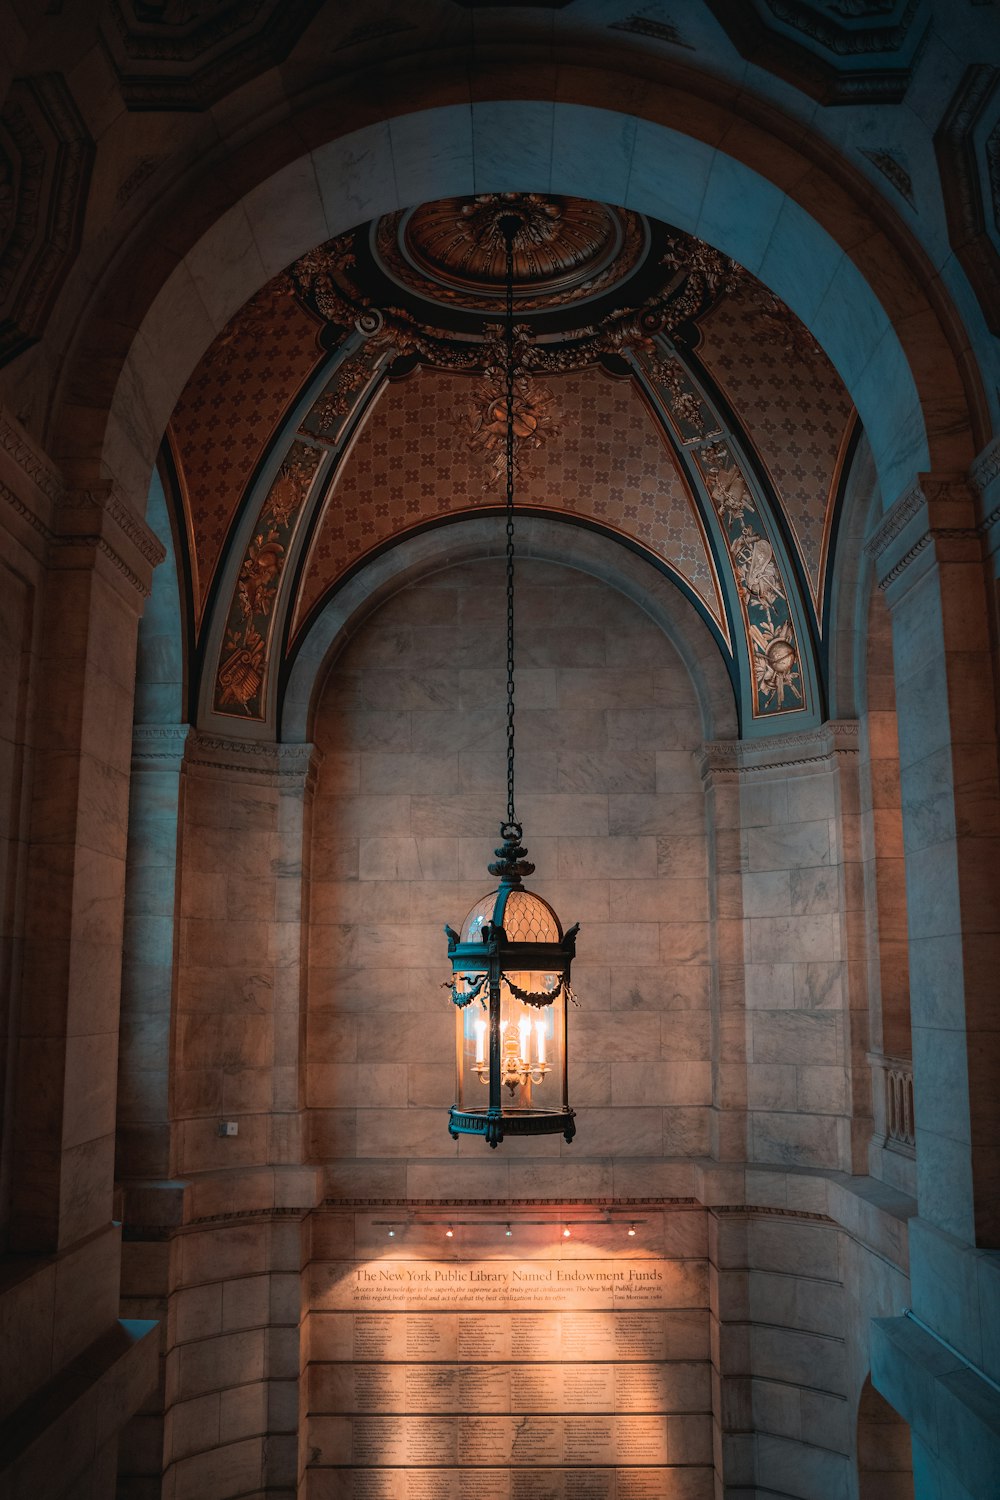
[374,194,647,312]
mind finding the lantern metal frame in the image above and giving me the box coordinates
[446,824,578,1148]
[444,204,579,1149]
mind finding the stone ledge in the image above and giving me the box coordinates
[872,1312,1000,1500]
[0,1318,158,1500]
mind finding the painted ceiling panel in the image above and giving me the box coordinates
[694,285,855,614]
[292,364,726,638]
[167,284,326,624]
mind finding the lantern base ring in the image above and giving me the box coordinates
[449,1105,576,1149]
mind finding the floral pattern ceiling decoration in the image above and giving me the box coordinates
[161,193,857,737]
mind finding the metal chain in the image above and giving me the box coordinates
[503,221,517,828]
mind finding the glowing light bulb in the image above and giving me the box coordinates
[505,1224,513,1238]
[562,1227,571,1239]
[518,1014,531,1062]
[446,1226,454,1239]
[474,1017,486,1067]
[628,1224,636,1237]
[388,1228,395,1238]
[535,1018,545,1066]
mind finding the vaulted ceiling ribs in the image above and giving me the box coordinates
[163,195,857,737]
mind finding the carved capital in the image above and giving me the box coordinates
[132,723,191,771]
[866,475,982,601]
[52,482,165,599]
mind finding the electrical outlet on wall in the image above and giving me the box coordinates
[218,1120,239,1137]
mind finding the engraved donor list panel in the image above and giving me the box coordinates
[305,1208,713,1499]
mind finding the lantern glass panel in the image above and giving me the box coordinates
[460,888,561,943]
[456,973,567,1114]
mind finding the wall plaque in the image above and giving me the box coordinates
[306,1211,713,1500]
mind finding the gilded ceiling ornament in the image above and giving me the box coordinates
[702,445,756,526]
[468,371,559,491]
[734,534,786,618]
[692,437,804,717]
[750,621,801,710]
[213,274,296,362]
[214,439,322,719]
[377,194,646,312]
[218,623,265,713]
[645,354,719,441]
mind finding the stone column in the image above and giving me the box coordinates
[868,471,1000,1249]
[0,422,161,1493]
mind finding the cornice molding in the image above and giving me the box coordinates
[0,409,64,504]
[865,481,924,562]
[60,483,165,568]
[972,434,1000,495]
[132,723,191,767]
[184,731,321,784]
[866,475,983,593]
[697,720,859,780]
[1,474,52,547]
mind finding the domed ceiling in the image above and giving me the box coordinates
[164,193,857,735]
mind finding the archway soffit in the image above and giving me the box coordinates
[53,60,985,500]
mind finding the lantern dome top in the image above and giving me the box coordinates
[461,886,563,945]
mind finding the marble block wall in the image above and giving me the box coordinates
[148,1214,306,1500]
[700,727,865,1180]
[302,1206,714,1500]
[172,734,317,1180]
[306,559,713,1199]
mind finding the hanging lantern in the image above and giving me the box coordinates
[444,205,579,1149]
[446,824,577,1147]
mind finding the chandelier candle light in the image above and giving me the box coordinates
[445,207,578,1149]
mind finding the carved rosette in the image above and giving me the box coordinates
[0,75,93,367]
[375,194,647,313]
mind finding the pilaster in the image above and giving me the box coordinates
[10,460,164,1254]
[174,733,321,1181]
[868,472,1000,1248]
[118,724,190,1182]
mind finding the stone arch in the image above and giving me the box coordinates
[303,545,719,1187]
[282,514,738,746]
[50,69,987,522]
[857,1376,914,1499]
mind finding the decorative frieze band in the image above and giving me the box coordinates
[184,730,321,785]
[697,720,859,781]
[0,408,64,506]
[60,483,165,568]
[866,474,985,595]
[971,434,1000,496]
[132,723,191,768]
[0,425,165,597]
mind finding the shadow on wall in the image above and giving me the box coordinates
[857,1375,913,1500]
